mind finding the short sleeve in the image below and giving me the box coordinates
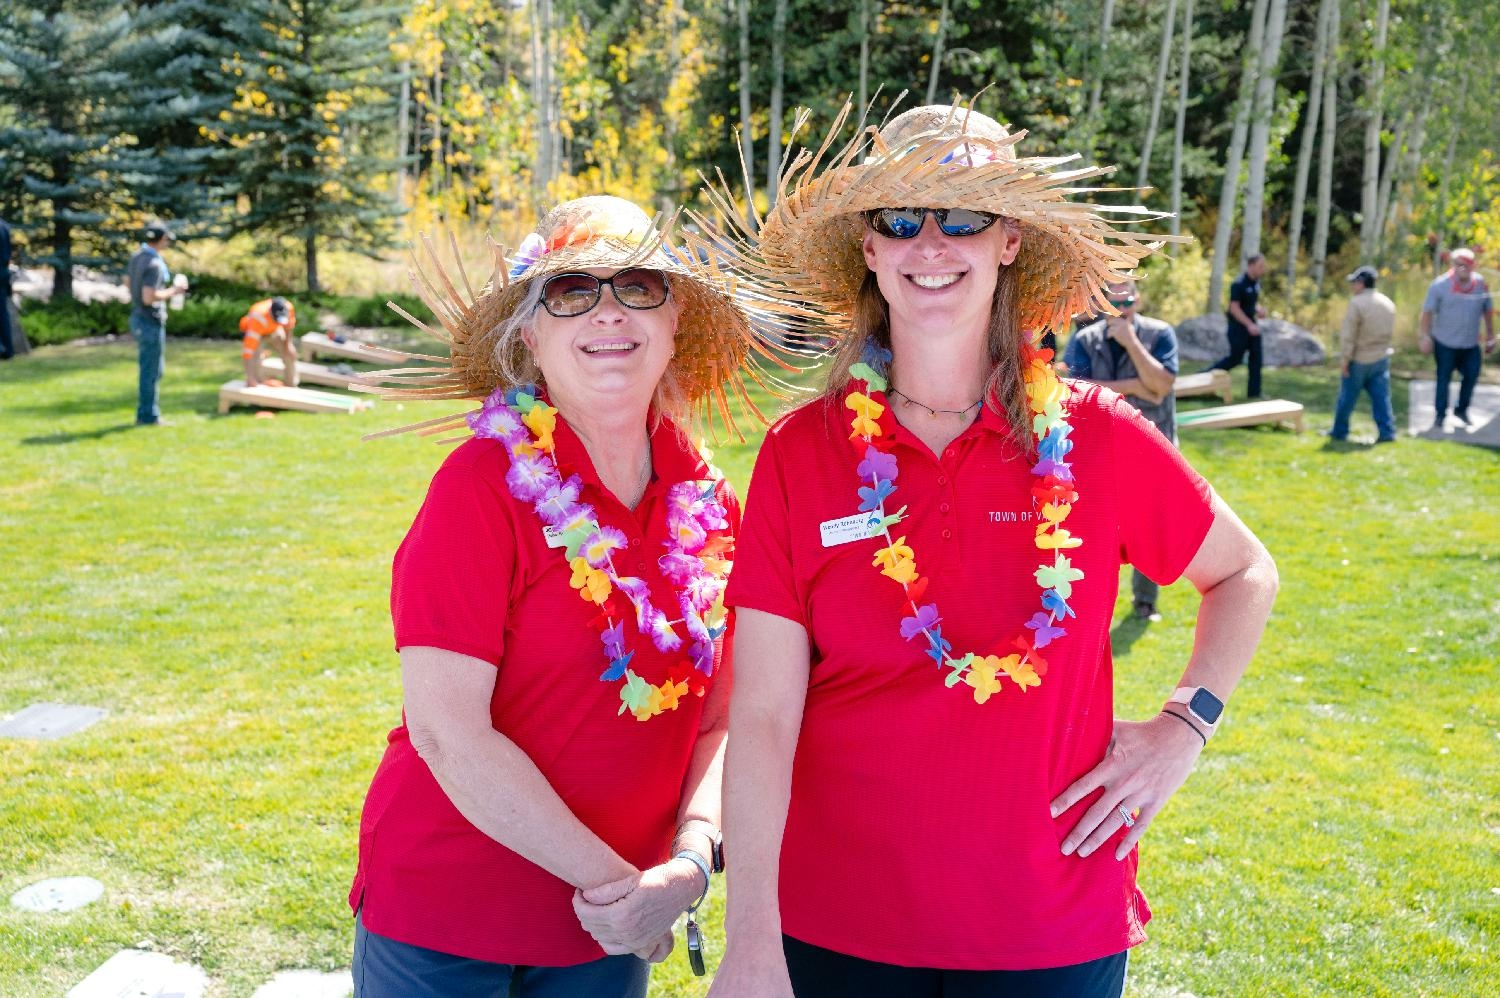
[1109,395,1215,584]
[1062,333,1091,377]
[391,451,517,665]
[1150,327,1179,374]
[1422,282,1439,315]
[723,428,805,626]
[148,259,169,289]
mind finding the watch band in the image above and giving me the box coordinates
[1167,686,1224,732]
[675,819,724,873]
[672,849,712,898]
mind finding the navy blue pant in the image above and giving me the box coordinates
[353,914,649,998]
[130,311,166,424]
[783,934,1129,998]
[1432,341,1481,421]
[1211,325,1262,397]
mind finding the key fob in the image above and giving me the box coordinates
[686,916,706,976]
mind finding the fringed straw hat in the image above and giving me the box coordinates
[364,195,824,440]
[698,99,1184,336]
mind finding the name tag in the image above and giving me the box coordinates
[542,524,568,549]
[820,512,878,548]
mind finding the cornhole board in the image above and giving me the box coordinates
[298,332,412,365]
[1174,369,1233,403]
[1177,399,1305,433]
[218,380,373,415]
[257,357,370,390]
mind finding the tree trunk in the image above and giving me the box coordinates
[1432,126,1459,271]
[1207,0,1270,312]
[925,0,951,106]
[738,0,754,218]
[1286,0,1333,286]
[395,61,411,207]
[1137,0,1178,192]
[1373,105,1410,258]
[1386,97,1430,254]
[431,62,445,201]
[1085,0,1116,146]
[305,234,320,295]
[530,0,550,201]
[1310,0,1339,290]
[1168,0,1196,242]
[1240,0,1288,260]
[52,214,73,302]
[766,0,788,207]
[1359,0,1390,259]
[858,0,870,116]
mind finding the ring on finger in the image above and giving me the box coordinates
[1116,804,1136,828]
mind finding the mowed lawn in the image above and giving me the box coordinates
[0,339,1496,997]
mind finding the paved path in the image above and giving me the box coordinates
[1408,380,1500,447]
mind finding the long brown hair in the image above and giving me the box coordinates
[823,263,1034,453]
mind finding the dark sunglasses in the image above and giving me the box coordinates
[1106,295,1137,308]
[539,268,670,318]
[865,207,1000,239]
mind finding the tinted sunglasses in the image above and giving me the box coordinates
[539,268,670,318]
[865,207,1000,239]
[1106,295,1137,308]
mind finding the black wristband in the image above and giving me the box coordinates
[1162,708,1207,747]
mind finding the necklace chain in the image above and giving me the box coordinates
[888,387,983,418]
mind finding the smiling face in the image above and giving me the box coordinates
[861,211,1022,346]
[523,267,678,414]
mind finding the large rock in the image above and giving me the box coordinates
[1175,313,1326,367]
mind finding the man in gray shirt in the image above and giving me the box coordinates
[1419,247,1494,429]
[127,221,184,425]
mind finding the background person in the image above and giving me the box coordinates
[0,215,13,360]
[1419,247,1494,429]
[126,221,184,426]
[1330,266,1397,443]
[349,195,777,998]
[1064,278,1180,620]
[706,102,1278,998]
[1208,252,1268,399]
[240,295,300,387]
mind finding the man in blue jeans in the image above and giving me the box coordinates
[1330,265,1397,443]
[126,222,185,425]
[1419,247,1494,429]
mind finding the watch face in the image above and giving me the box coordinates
[1190,687,1225,725]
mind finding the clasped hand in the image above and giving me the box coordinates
[1050,713,1204,861]
[573,860,702,963]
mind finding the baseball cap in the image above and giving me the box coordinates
[270,297,291,321]
[1451,247,1476,263]
[1346,265,1378,285]
[143,221,176,242]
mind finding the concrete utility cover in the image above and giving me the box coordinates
[11,876,104,912]
[0,703,107,739]
[67,949,207,998]
[1408,380,1500,447]
[250,970,353,998]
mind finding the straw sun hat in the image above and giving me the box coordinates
[702,99,1183,337]
[369,195,815,438]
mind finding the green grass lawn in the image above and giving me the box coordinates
[0,340,1496,996]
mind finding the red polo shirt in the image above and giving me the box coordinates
[725,382,1214,970]
[350,415,737,966]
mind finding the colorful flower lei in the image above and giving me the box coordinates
[845,340,1082,704]
[468,387,732,721]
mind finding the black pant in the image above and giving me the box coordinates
[0,282,13,359]
[783,935,1128,998]
[1211,325,1262,397]
[1432,341,1481,420]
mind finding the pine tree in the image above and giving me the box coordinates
[214,0,403,293]
[0,2,140,299]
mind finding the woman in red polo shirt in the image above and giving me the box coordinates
[349,196,789,997]
[707,105,1279,996]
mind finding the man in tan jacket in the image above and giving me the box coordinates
[1330,265,1397,442]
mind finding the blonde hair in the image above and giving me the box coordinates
[823,262,1033,452]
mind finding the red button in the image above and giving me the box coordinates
[940,502,951,514]
[944,448,955,458]
[942,529,952,539]
[937,476,948,486]
[630,537,641,547]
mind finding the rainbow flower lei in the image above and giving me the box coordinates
[845,340,1082,704]
[468,386,732,721]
